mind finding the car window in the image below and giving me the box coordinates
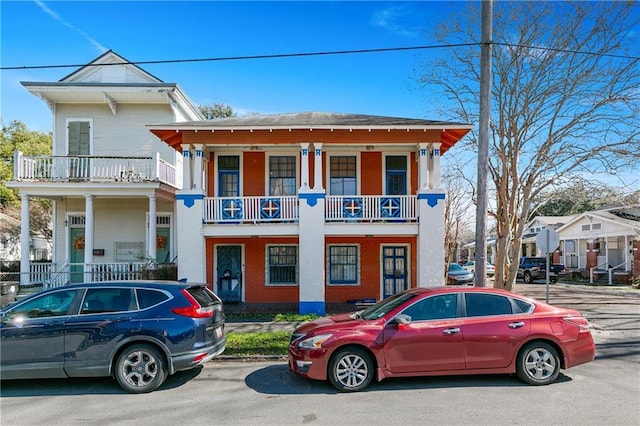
[465,293,513,317]
[402,294,458,321]
[187,286,220,307]
[6,289,80,319]
[449,264,464,271]
[81,288,134,314]
[513,298,535,314]
[137,288,170,309]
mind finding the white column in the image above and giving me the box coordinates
[300,143,310,191]
[148,195,157,262]
[418,143,429,190]
[313,143,323,191]
[181,144,193,190]
[83,195,95,282]
[298,196,326,315]
[193,144,204,191]
[20,194,30,284]
[430,143,442,189]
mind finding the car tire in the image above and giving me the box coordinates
[328,347,374,392]
[114,344,167,393]
[516,342,560,386]
[523,272,533,284]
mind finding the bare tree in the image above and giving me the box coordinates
[421,1,640,290]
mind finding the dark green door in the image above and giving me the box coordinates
[156,228,171,264]
[70,227,85,283]
[383,246,407,298]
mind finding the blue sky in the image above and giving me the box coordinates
[1,1,466,132]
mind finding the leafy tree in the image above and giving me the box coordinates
[0,120,53,249]
[199,102,235,119]
[420,1,640,290]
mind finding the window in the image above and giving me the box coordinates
[81,288,134,314]
[269,156,296,195]
[267,246,297,285]
[114,241,144,262]
[592,223,602,230]
[402,294,458,321]
[67,121,90,155]
[137,289,170,309]
[328,245,359,285]
[6,289,80,319]
[218,156,240,197]
[330,156,356,195]
[465,293,513,317]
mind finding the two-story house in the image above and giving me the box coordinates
[9,50,203,286]
[9,50,473,314]
[149,113,472,314]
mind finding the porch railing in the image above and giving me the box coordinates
[13,152,178,188]
[203,196,299,223]
[325,195,417,222]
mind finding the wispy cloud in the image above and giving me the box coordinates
[34,0,107,52]
[370,5,418,38]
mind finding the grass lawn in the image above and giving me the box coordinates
[225,331,291,356]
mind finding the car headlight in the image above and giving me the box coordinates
[298,334,333,349]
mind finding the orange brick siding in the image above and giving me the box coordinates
[206,236,417,304]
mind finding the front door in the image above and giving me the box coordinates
[383,246,408,299]
[156,227,171,264]
[70,227,85,283]
[385,156,407,195]
[216,245,242,303]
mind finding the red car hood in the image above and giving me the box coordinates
[294,312,362,334]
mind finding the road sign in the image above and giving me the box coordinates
[536,228,559,256]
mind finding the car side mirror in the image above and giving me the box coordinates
[393,314,412,327]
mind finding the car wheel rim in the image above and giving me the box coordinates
[121,350,158,388]
[335,354,368,388]
[524,348,556,380]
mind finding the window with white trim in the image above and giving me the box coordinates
[266,245,298,285]
[269,156,297,195]
[328,245,359,285]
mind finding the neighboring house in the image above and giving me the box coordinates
[555,207,640,283]
[8,50,203,286]
[0,212,49,262]
[8,50,473,314]
[520,215,575,259]
[149,113,471,313]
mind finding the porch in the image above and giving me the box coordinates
[13,152,179,188]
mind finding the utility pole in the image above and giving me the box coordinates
[475,0,492,287]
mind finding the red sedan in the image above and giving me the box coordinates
[289,287,595,392]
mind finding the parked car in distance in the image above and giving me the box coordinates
[517,257,566,284]
[0,281,226,393]
[462,261,496,277]
[447,262,475,285]
[289,287,595,392]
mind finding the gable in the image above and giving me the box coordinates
[59,50,162,84]
[557,212,640,239]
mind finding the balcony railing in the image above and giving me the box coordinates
[13,152,179,188]
[204,196,299,223]
[202,195,417,224]
[325,195,417,222]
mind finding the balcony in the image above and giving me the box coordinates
[13,152,179,188]
[202,195,417,224]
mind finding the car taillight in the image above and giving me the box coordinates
[563,315,590,332]
[172,289,214,318]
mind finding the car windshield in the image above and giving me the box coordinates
[449,263,464,271]
[359,292,418,320]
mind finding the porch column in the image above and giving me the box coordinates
[313,143,323,191]
[83,195,95,282]
[300,143,310,190]
[193,144,204,191]
[429,143,442,189]
[20,194,30,284]
[416,141,445,287]
[181,144,193,190]
[148,195,157,262]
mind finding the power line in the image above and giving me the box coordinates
[1,42,638,71]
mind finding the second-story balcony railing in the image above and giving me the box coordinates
[202,195,417,224]
[13,152,179,188]
[204,196,299,223]
[325,195,417,222]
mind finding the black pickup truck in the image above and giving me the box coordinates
[517,257,566,284]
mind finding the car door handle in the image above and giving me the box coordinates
[508,322,525,329]
[443,328,460,335]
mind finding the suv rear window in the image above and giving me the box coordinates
[187,286,220,307]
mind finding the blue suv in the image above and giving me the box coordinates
[0,281,226,393]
